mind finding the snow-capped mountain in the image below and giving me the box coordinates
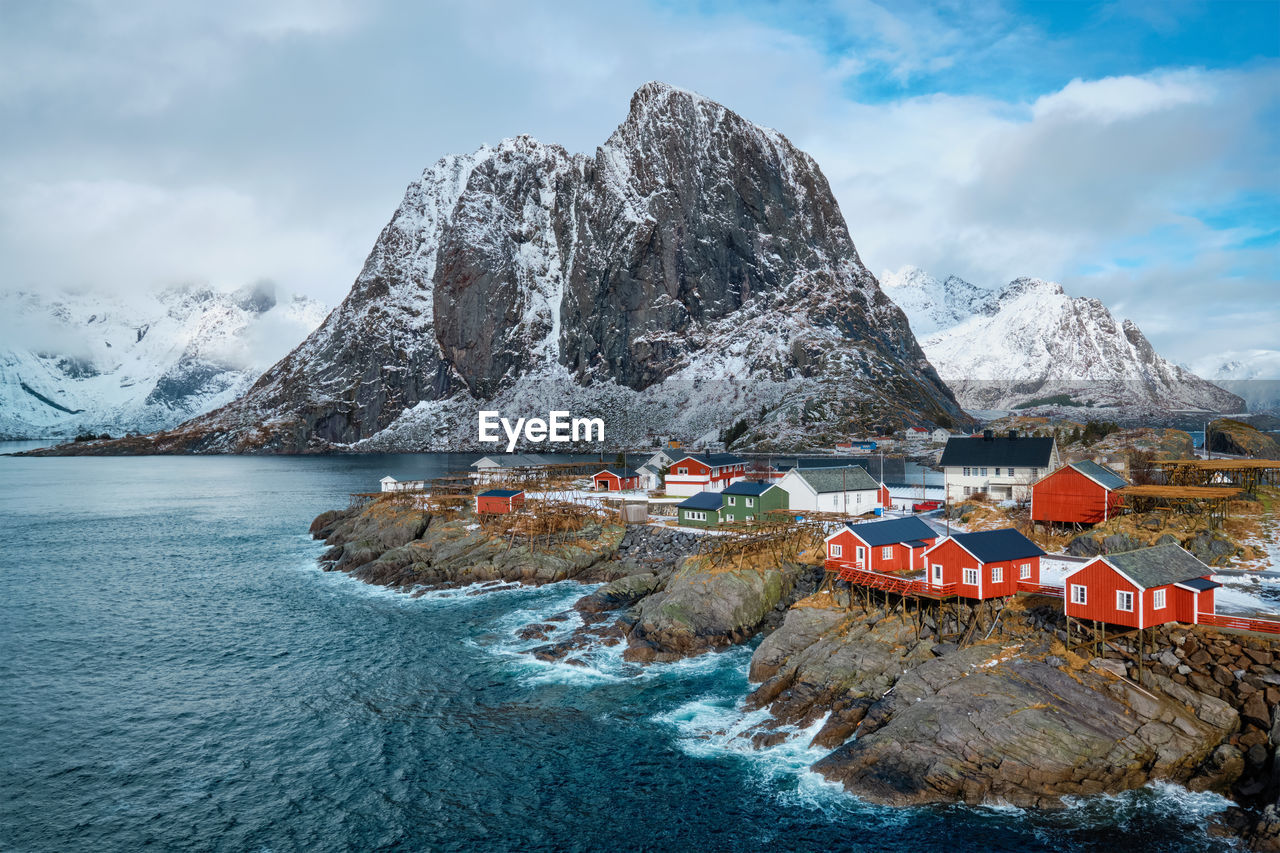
[0,283,328,439]
[882,267,1243,414]
[1188,350,1280,412]
[62,82,967,454]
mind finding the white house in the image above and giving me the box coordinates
[930,428,952,443]
[644,449,678,472]
[636,463,663,491]
[776,465,881,514]
[380,476,399,492]
[938,430,1059,503]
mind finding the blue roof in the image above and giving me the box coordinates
[1068,460,1128,491]
[950,529,1046,563]
[843,516,936,548]
[722,480,777,496]
[479,489,523,498]
[678,492,724,511]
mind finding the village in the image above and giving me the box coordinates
[372,420,1280,658]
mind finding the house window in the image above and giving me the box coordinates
[963,467,971,476]
[963,487,972,496]
[830,544,843,558]
[980,467,988,477]
[745,515,754,521]
[1117,590,1134,612]
[745,498,755,507]
[677,467,687,475]
[963,568,979,585]
[686,510,705,521]
[882,546,893,560]
[991,565,1003,583]
[1071,585,1087,605]
[1019,563,1031,580]
[727,496,736,506]
[1153,589,1166,610]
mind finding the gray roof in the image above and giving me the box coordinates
[1103,544,1213,589]
[790,465,879,494]
[843,516,936,547]
[597,467,639,478]
[1068,460,1128,491]
[951,528,1046,563]
[681,453,747,468]
[473,453,599,468]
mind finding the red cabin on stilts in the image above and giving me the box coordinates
[1031,460,1127,526]
[824,516,938,575]
[922,528,1045,600]
[1063,543,1219,629]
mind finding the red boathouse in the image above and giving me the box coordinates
[1063,543,1219,629]
[476,489,525,515]
[922,528,1045,600]
[593,467,641,491]
[825,516,938,575]
[1031,460,1128,526]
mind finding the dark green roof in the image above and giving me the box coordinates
[790,465,879,493]
[1103,544,1212,589]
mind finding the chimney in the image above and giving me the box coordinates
[983,429,993,441]
[1008,429,1018,440]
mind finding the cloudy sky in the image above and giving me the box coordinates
[1,0,1276,370]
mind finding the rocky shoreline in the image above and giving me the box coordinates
[311,496,1280,849]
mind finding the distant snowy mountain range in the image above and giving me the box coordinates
[1187,350,1280,412]
[881,267,1245,415]
[0,283,328,439]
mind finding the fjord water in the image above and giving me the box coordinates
[0,453,1233,851]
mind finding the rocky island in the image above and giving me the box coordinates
[312,493,1280,849]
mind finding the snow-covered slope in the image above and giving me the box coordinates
[0,283,327,438]
[883,268,1243,414]
[1189,350,1280,412]
[70,82,966,454]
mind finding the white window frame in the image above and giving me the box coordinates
[881,546,893,560]
[1071,584,1087,605]
[1153,589,1166,610]
[855,546,866,563]
[685,510,705,521]
[932,563,944,584]
[727,496,736,506]
[677,467,687,475]
[991,565,1003,583]
[963,467,970,476]
[1116,590,1134,612]
[980,467,988,477]
[830,543,842,558]
[963,568,979,586]
[1019,563,1031,580]
[745,497,755,507]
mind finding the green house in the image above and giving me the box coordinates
[719,480,789,524]
[676,491,723,529]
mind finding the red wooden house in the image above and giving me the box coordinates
[593,467,640,491]
[922,528,1045,600]
[878,483,892,509]
[665,453,747,496]
[475,489,525,514]
[825,516,938,575]
[1031,460,1127,526]
[1063,543,1219,629]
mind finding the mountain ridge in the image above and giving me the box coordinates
[43,82,967,454]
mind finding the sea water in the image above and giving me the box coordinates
[0,452,1238,851]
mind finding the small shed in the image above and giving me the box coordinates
[380,476,399,493]
[825,516,938,574]
[923,528,1046,599]
[677,491,723,529]
[593,467,641,491]
[476,489,525,515]
[1063,543,1219,629]
[1031,460,1127,526]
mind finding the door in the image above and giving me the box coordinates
[932,563,943,585]
[856,546,865,568]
